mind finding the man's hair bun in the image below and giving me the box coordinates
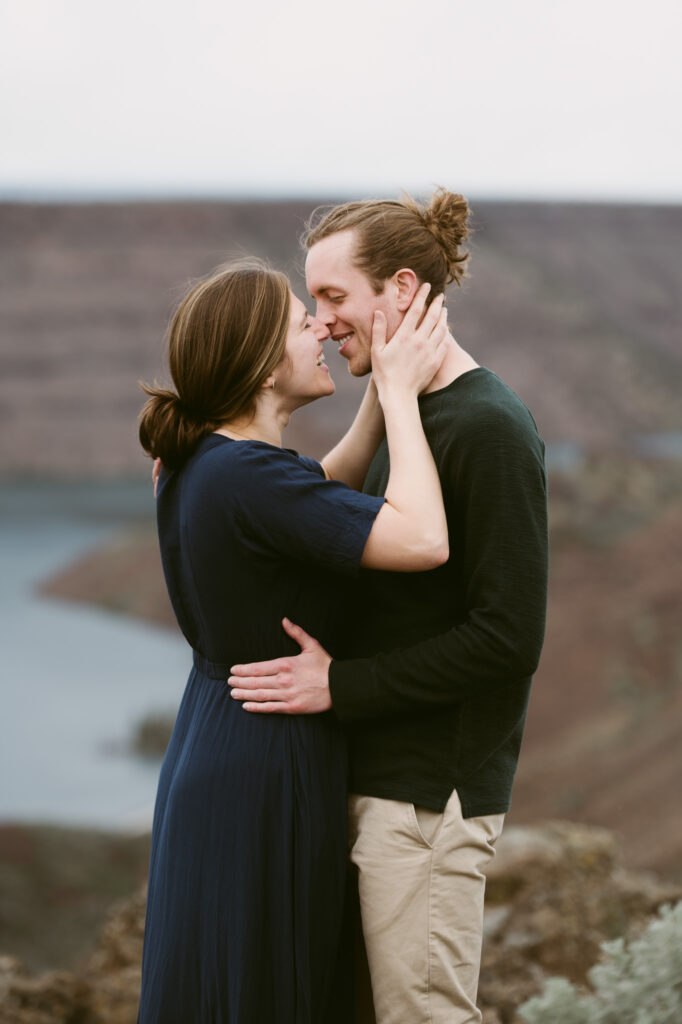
[404,188,471,286]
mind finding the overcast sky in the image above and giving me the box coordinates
[1,0,680,201]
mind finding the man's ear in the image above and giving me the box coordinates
[392,269,419,312]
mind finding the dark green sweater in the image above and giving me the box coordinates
[329,367,548,817]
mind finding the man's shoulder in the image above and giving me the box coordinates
[427,368,542,445]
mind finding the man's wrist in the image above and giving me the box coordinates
[327,658,336,707]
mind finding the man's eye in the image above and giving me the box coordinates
[329,295,344,303]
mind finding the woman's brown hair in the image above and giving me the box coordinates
[139,259,290,471]
[303,187,471,296]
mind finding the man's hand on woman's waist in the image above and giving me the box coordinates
[229,618,332,714]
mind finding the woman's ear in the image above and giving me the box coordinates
[393,268,419,312]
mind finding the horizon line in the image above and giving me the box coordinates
[0,186,680,209]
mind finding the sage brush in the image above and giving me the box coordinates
[517,901,682,1024]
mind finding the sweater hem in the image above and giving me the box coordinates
[348,780,511,819]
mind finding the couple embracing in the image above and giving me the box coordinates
[137,189,549,1024]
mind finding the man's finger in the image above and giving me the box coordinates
[230,688,287,702]
[281,617,317,650]
[242,701,293,715]
[228,673,286,688]
[229,658,288,677]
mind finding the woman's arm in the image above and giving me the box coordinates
[320,378,384,489]
[361,288,450,572]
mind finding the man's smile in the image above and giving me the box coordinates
[331,330,354,356]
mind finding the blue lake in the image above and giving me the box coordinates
[0,482,189,830]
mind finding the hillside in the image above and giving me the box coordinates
[1,199,681,476]
[513,456,682,879]
[38,454,682,881]
[4,198,682,874]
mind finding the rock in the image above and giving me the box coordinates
[0,965,89,1024]
[2,823,680,1024]
[0,890,146,1024]
[83,890,146,1024]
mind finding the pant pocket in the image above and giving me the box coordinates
[471,812,505,849]
[411,804,444,848]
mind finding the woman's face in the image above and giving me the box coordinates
[275,292,334,406]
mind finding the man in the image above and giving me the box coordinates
[229,189,549,1024]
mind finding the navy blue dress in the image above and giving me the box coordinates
[137,435,384,1024]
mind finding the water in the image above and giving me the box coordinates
[545,433,682,470]
[545,441,585,471]
[0,482,189,830]
[633,432,682,459]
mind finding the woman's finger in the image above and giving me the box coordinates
[401,281,431,330]
[424,306,448,346]
[418,293,446,338]
[371,309,388,353]
[434,306,448,339]
[152,457,162,498]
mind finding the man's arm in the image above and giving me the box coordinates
[230,408,548,716]
[331,412,548,719]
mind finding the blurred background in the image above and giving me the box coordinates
[1,0,681,1019]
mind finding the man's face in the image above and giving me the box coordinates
[305,230,401,377]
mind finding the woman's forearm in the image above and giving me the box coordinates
[320,378,385,489]
[381,390,448,560]
[360,386,448,572]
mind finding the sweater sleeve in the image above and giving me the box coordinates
[329,404,549,720]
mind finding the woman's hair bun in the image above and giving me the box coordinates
[138,383,219,472]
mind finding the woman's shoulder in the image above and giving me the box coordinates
[190,435,323,485]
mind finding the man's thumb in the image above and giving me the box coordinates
[282,617,317,650]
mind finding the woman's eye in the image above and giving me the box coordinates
[330,296,344,303]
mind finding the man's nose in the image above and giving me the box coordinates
[311,315,330,340]
[315,301,335,326]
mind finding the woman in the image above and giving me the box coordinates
[137,258,448,1023]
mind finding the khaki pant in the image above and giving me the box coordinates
[348,790,504,1024]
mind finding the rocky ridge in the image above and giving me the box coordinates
[1,200,681,477]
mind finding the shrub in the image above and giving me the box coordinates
[517,901,682,1024]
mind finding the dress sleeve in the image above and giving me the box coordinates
[294,454,326,478]
[226,443,385,577]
